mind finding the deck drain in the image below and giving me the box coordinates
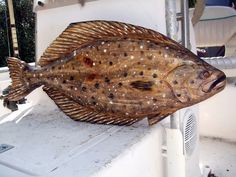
[0,144,14,153]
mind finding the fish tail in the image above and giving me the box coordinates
[6,57,32,101]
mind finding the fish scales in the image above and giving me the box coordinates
[4,21,226,125]
[37,39,177,115]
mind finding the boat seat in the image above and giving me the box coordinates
[190,6,236,57]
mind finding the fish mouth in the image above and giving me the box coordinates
[202,74,226,93]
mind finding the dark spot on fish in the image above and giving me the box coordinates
[172,80,178,85]
[105,77,110,83]
[92,101,96,105]
[82,86,87,92]
[190,80,195,84]
[153,98,157,102]
[123,37,128,40]
[63,80,66,84]
[113,53,117,57]
[109,61,113,66]
[52,66,55,70]
[158,51,162,55]
[139,71,144,76]
[130,81,154,91]
[88,74,96,81]
[147,55,153,60]
[148,67,151,70]
[140,51,144,55]
[98,61,102,64]
[123,72,128,77]
[58,66,61,70]
[83,57,93,67]
[108,93,114,99]
[124,52,128,57]
[118,82,123,87]
[118,44,121,48]
[137,62,141,65]
[95,83,99,89]
[176,93,181,97]
[160,80,163,84]
[69,76,74,80]
[70,86,73,90]
[91,96,95,100]
[148,43,155,48]
[152,73,157,78]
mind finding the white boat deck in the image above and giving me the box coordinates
[0,89,165,177]
[200,137,236,177]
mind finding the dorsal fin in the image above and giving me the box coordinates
[43,86,140,125]
[38,20,183,67]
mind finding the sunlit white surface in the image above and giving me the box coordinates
[199,82,236,142]
[200,136,236,177]
[0,103,33,124]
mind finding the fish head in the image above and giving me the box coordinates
[198,62,226,97]
[166,61,226,104]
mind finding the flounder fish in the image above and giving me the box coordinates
[4,21,226,125]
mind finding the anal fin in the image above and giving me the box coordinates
[148,112,170,125]
[43,86,139,125]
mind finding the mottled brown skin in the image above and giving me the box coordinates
[23,38,225,122]
[5,21,226,125]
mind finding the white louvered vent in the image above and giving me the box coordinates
[183,110,197,157]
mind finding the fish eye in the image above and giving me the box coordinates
[199,71,210,79]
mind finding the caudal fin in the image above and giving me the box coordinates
[6,57,31,101]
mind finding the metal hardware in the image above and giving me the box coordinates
[180,0,190,49]
[166,0,191,49]
[7,0,19,57]
[166,0,178,40]
[176,12,183,21]
[0,144,14,153]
